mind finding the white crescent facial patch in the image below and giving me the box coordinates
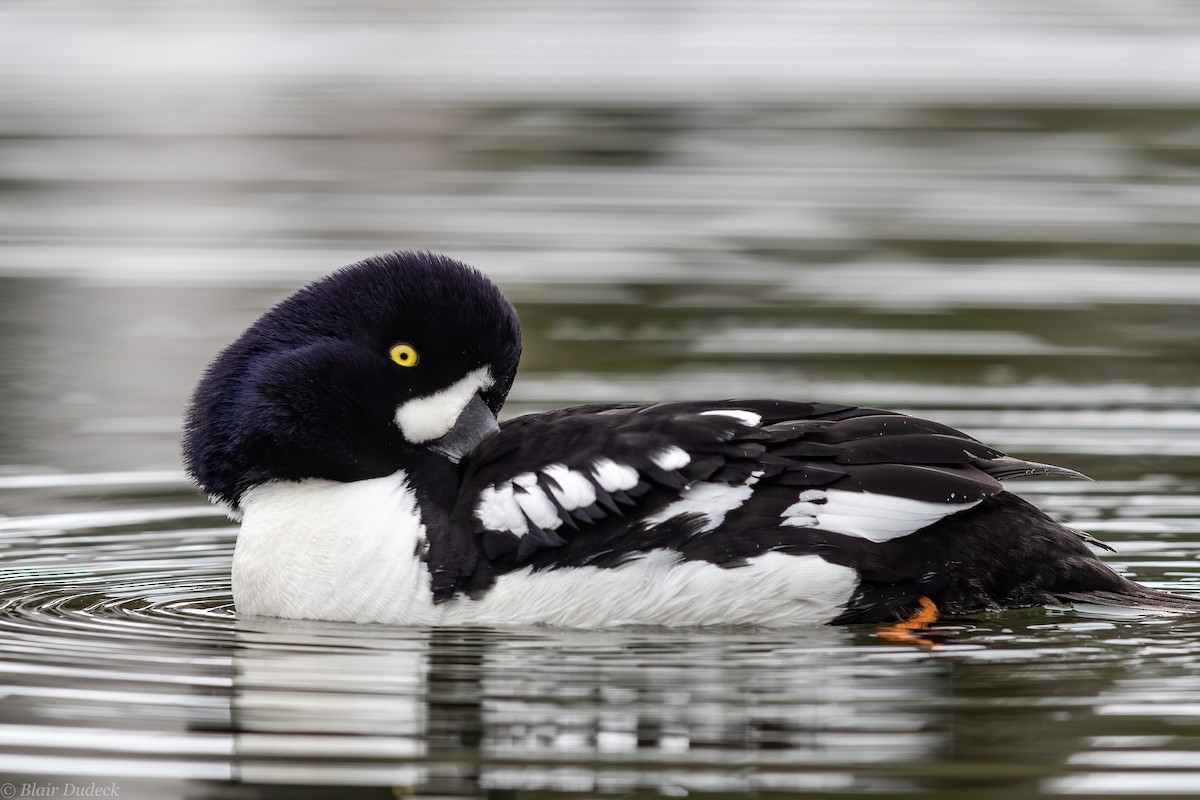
[394,366,493,443]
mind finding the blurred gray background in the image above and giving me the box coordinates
[2,0,1200,475]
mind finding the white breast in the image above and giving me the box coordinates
[234,471,441,624]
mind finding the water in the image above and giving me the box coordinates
[4,1,1200,797]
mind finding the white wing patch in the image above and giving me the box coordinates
[781,488,981,542]
[643,470,763,532]
[542,464,596,510]
[591,458,639,493]
[476,459,644,537]
[651,446,691,471]
[699,409,762,427]
[476,482,529,536]
[511,478,562,531]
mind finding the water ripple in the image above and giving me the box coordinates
[0,467,1198,795]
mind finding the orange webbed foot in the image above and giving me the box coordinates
[876,596,941,649]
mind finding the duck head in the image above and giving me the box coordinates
[182,251,521,515]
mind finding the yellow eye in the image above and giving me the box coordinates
[389,343,419,367]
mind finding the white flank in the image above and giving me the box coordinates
[234,471,441,624]
[780,488,981,542]
[699,409,762,426]
[393,366,493,443]
[651,446,691,471]
[591,458,640,493]
[542,464,596,511]
[643,470,763,531]
[440,549,857,627]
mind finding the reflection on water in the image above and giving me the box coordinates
[2,473,1200,797]
[234,614,1200,795]
[3,0,1200,797]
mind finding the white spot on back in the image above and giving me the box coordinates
[513,483,562,531]
[644,470,763,532]
[394,366,493,443]
[591,458,639,493]
[542,464,596,511]
[651,446,691,471]
[700,409,762,427]
[476,483,528,536]
[781,488,981,542]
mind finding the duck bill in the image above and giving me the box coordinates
[429,394,499,463]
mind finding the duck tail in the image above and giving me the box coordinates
[1056,525,1200,615]
[1058,586,1200,615]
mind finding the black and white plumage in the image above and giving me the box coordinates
[182,251,1200,627]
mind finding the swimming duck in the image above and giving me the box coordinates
[183,251,1198,627]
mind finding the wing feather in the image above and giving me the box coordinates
[432,399,1089,601]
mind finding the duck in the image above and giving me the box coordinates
[182,250,1199,628]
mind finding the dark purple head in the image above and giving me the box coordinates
[182,251,521,512]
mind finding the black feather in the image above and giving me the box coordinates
[834,434,1002,465]
[977,456,1091,481]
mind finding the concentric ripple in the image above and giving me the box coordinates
[0,489,235,649]
[0,473,238,785]
[0,478,237,649]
